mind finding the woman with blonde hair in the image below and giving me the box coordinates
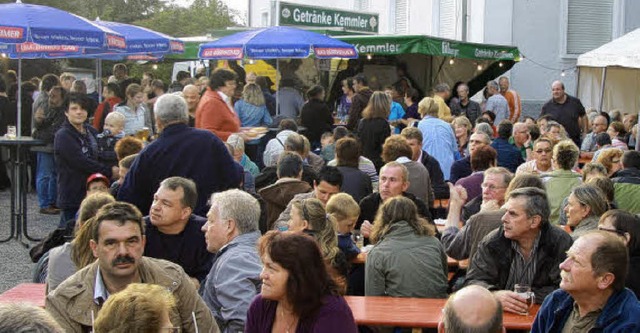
[288,198,348,293]
[366,196,448,298]
[452,116,473,158]
[46,192,115,291]
[94,283,177,333]
[596,148,624,177]
[357,91,391,171]
[326,193,361,260]
[417,97,458,180]
[234,82,272,127]
[542,139,582,223]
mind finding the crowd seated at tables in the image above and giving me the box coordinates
[4,65,640,333]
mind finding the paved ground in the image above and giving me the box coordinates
[0,188,59,293]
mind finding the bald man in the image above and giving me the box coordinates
[438,285,505,333]
[183,84,201,127]
[540,80,587,147]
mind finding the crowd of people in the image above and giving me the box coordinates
[1,62,640,332]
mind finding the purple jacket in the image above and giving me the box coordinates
[245,294,357,333]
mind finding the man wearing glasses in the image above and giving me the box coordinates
[516,137,555,175]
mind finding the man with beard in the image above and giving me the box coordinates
[46,202,216,333]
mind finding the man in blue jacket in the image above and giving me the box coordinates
[532,231,640,332]
[118,94,241,216]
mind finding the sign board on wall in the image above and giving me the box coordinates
[279,1,379,33]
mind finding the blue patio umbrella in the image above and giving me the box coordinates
[0,1,127,136]
[0,1,126,52]
[92,20,184,56]
[198,26,357,59]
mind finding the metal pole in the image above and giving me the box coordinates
[17,55,22,137]
[598,67,607,112]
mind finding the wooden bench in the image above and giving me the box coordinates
[345,295,540,331]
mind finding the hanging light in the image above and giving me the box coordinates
[248,59,255,64]
[0,53,6,58]
[449,59,455,65]
[561,70,566,77]
[366,54,372,60]
[152,64,158,70]
[477,64,483,71]
[498,62,503,67]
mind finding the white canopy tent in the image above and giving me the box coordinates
[577,28,640,114]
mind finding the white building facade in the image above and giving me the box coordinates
[248,0,640,114]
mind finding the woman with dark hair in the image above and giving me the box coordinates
[300,85,333,149]
[54,93,114,226]
[607,121,629,150]
[335,137,372,203]
[599,210,640,298]
[366,196,448,298]
[336,78,355,122]
[357,91,392,171]
[246,231,357,332]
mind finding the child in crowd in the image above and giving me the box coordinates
[326,193,361,261]
[97,112,125,167]
[86,173,110,196]
[320,132,335,162]
[110,153,137,197]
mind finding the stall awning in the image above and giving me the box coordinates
[337,35,520,61]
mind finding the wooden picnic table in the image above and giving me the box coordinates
[352,252,461,268]
[0,283,46,308]
[345,295,540,331]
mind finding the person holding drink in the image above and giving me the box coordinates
[464,187,573,314]
[113,83,154,138]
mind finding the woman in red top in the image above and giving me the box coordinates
[195,68,240,141]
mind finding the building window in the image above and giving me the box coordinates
[566,0,614,55]
[438,0,459,39]
[354,0,369,11]
[395,0,408,34]
[261,12,269,27]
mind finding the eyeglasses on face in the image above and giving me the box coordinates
[481,184,505,191]
[597,226,626,237]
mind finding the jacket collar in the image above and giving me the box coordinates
[551,288,634,329]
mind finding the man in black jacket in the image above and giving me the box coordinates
[464,187,573,313]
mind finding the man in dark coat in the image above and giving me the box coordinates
[118,94,241,217]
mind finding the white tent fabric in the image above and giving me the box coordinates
[577,28,640,114]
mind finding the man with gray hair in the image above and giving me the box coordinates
[485,81,509,126]
[465,187,573,313]
[450,131,493,183]
[438,285,504,333]
[433,83,452,120]
[118,94,241,217]
[201,189,262,333]
[144,177,214,289]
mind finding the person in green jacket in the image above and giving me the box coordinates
[365,196,448,298]
[542,139,582,224]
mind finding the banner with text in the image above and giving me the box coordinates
[279,2,378,33]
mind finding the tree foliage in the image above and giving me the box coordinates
[134,0,235,37]
[0,0,236,35]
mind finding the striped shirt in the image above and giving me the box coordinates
[505,232,542,291]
